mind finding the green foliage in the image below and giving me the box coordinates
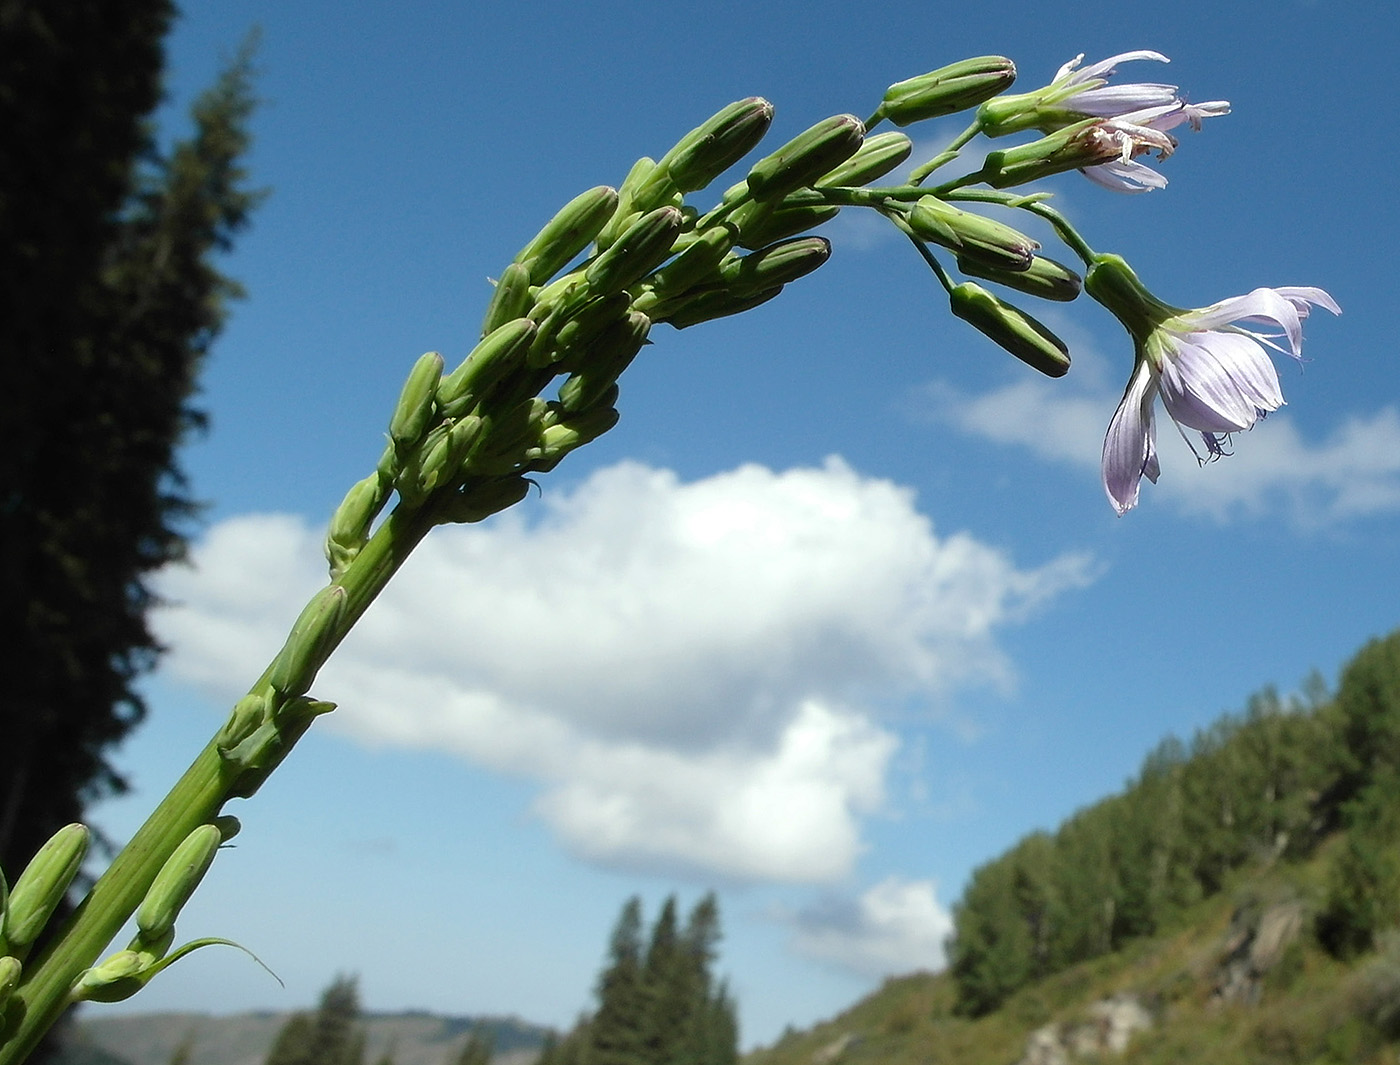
[947,659,1361,1015]
[265,975,367,1065]
[450,1028,494,1065]
[581,894,738,1065]
[0,0,259,891]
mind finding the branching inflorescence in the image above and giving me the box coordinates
[0,49,1337,1063]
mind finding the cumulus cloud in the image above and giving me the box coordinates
[153,458,1090,882]
[922,355,1400,525]
[785,877,954,978]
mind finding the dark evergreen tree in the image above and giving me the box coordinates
[265,975,366,1065]
[590,896,649,1065]
[585,895,737,1065]
[0,0,260,882]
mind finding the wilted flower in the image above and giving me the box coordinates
[1086,255,1340,515]
[978,50,1229,192]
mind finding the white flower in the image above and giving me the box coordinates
[1100,285,1341,515]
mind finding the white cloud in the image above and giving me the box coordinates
[153,458,1090,882]
[786,876,954,978]
[922,354,1400,525]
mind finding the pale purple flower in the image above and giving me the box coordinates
[1101,286,1342,515]
[979,51,1230,192]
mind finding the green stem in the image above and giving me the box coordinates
[0,499,441,1065]
[907,117,982,185]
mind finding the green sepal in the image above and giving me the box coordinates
[950,281,1070,377]
[957,253,1082,302]
[878,56,1017,126]
[745,115,865,202]
[907,196,1037,272]
[816,131,913,188]
[135,825,224,945]
[512,185,620,284]
[657,97,775,193]
[2,824,89,956]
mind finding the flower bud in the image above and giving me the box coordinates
[718,236,831,296]
[907,196,1038,272]
[658,97,775,193]
[215,692,269,752]
[439,476,535,524]
[555,311,651,413]
[136,825,223,945]
[879,56,1017,126]
[325,473,384,576]
[957,254,1082,302]
[4,824,89,955]
[645,226,736,297]
[949,282,1070,377]
[538,292,635,369]
[513,186,620,284]
[584,206,685,296]
[816,131,913,187]
[745,115,865,201]
[438,317,538,417]
[228,698,335,799]
[267,586,348,698]
[406,416,485,499]
[659,285,784,329]
[980,118,1175,189]
[480,262,535,337]
[0,955,21,1009]
[595,158,676,250]
[530,406,621,464]
[387,351,444,451]
[729,200,840,251]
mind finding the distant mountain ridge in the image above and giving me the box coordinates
[58,1009,551,1065]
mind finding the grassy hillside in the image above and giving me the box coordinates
[747,844,1400,1064]
[59,1010,550,1065]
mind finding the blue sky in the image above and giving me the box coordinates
[92,0,1400,1049]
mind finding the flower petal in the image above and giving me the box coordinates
[1102,360,1159,514]
[1068,83,1180,116]
[1158,333,1277,433]
[1080,159,1168,193]
[1068,50,1170,86]
[1189,287,1305,355]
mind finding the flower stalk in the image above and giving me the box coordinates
[0,45,1338,1062]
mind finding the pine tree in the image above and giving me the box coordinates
[266,975,366,1065]
[590,896,649,1065]
[585,896,738,1065]
[0,0,260,885]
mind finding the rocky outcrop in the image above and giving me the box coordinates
[1014,994,1153,1065]
[1212,898,1304,1005]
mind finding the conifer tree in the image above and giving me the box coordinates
[0,0,260,884]
[266,975,367,1065]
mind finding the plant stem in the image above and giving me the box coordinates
[0,498,440,1064]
